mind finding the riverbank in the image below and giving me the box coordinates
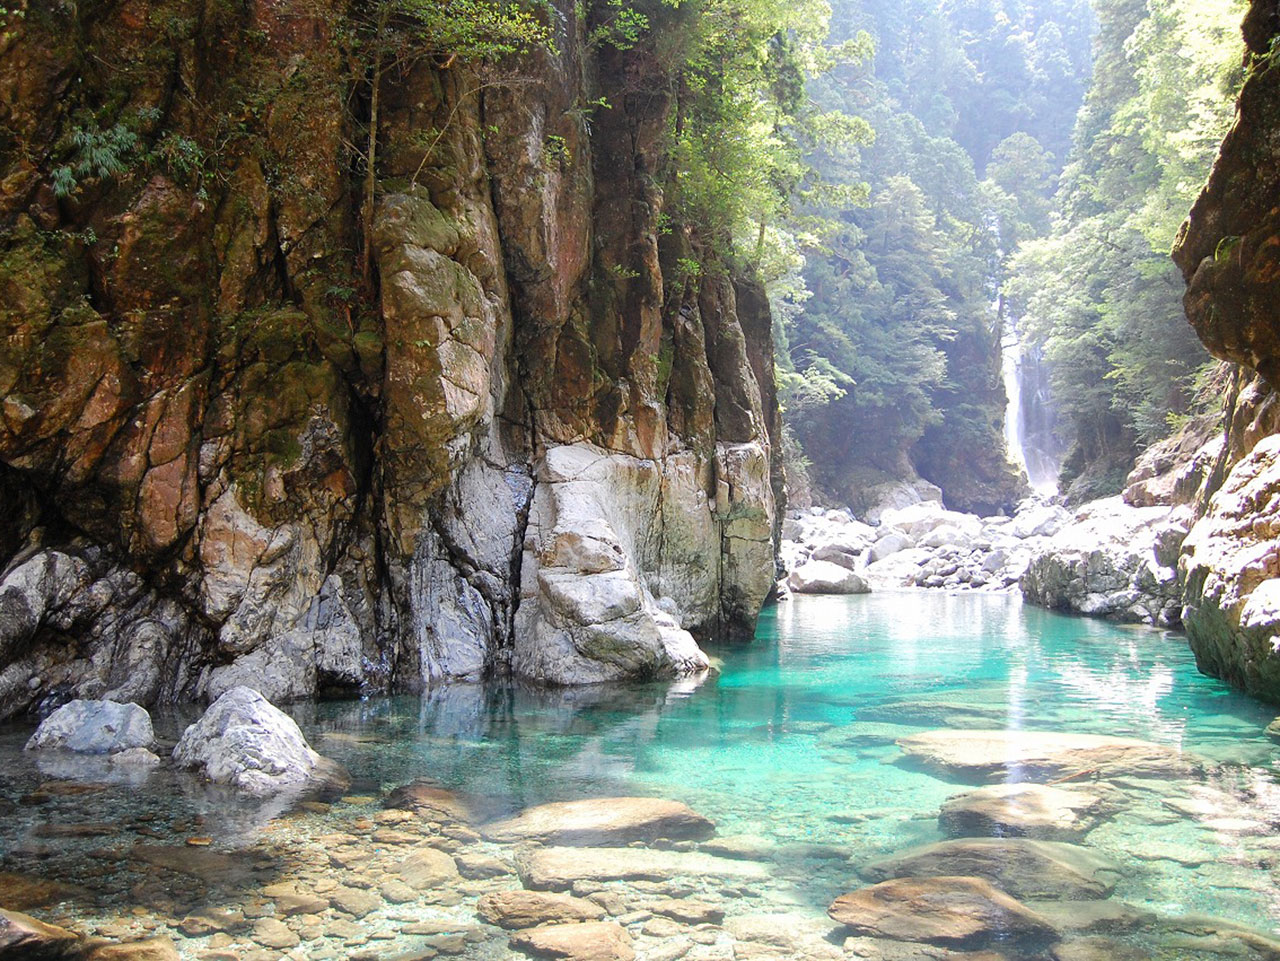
[2,594,1279,961]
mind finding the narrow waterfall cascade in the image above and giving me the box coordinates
[1002,325,1063,494]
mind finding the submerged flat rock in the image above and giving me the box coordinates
[518,846,768,891]
[897,729,1197,782]
[861,837,1120,900]
[509,921,635,961]
[939,782,1110,841]
[477,890,606,929]
[484,796,714,846]
[0,907,80,958]
[382,780,473,822]
[828,876,1057,948]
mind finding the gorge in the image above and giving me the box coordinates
[3,0,1280,958]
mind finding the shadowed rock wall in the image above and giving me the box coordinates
[1173,0,1280,701]
[0,0,781,717]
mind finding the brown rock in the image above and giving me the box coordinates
[938,782,1110,841]
[0,873,83,911]
[84,937,181,961]
[176,908,245,937]
[0,908,80,958]
[250,917,299,950]
[509,921,635,961]
[649,899,724,925]
[328,885,382,918]
[484,797,714,846]
[396,848,461,890]
[518,847,767,891]
[477,891,606,929]
[454,852,512,879]
[861,837,1120,901]
[129,845,245,883]
[261,882,328,916]
[1052,937,1151,961]
[828,876,1058,948]
[384,781,472,822]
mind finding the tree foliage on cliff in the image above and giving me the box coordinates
[776,0,1093,514]
[1005,0,1245,498]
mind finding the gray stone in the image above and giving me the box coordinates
[171,686,348,796]
[25,700,155,754]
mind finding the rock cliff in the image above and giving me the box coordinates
[1167,0,1280,701]
[0,0,781,718]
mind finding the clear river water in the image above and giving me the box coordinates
[2,592,1279,958]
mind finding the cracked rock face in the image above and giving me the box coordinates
[0,0,781,717]
[1180,435,1280,701]
[1020,497,1191,627]
[1171,0,1280,700]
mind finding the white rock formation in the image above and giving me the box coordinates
[788,560,870,595]
[25,699,156,754]
[1180,434,1280,698]
[1021,497,1190,625]
[515,443,777,683]
[172,686,345,796]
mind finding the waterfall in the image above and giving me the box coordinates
[1002,325,1061,494]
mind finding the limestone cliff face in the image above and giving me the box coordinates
[0,0,782,718]
[1173,0,1280,701]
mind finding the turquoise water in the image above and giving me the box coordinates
[2,591,1280,953]
[306,592,1280,930]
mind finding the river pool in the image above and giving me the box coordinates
[2,592,1278,959]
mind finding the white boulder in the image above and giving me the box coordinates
[25,699,155,754]
[172,686,347,796]
[788,560,870,595]
[1021,497,1190,625]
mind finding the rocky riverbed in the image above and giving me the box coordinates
[3,666,1280,961]
[781,494,1192,627]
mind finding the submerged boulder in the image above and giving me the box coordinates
[171,687,347,796]
[25,700,155,755]
[0,908,80,959]
[509,921,634,961]
[517,846,767,891]
[860,837,1121,900]
[828,876,1057,948]
[939,782,1110,841]
[483,796,715,846]
[897,729,1198,782]
[476,890,605,929]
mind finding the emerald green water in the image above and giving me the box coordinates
[305,593,1280,931]
[3,591,1280,952]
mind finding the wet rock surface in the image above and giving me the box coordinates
[483,797,715,846]
[860,837,1122,900]
[828,876,1058,948]
[25,701,156,756]
[170,687,347,796]
[897,729,1199,782]
[938,782,1111,841]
